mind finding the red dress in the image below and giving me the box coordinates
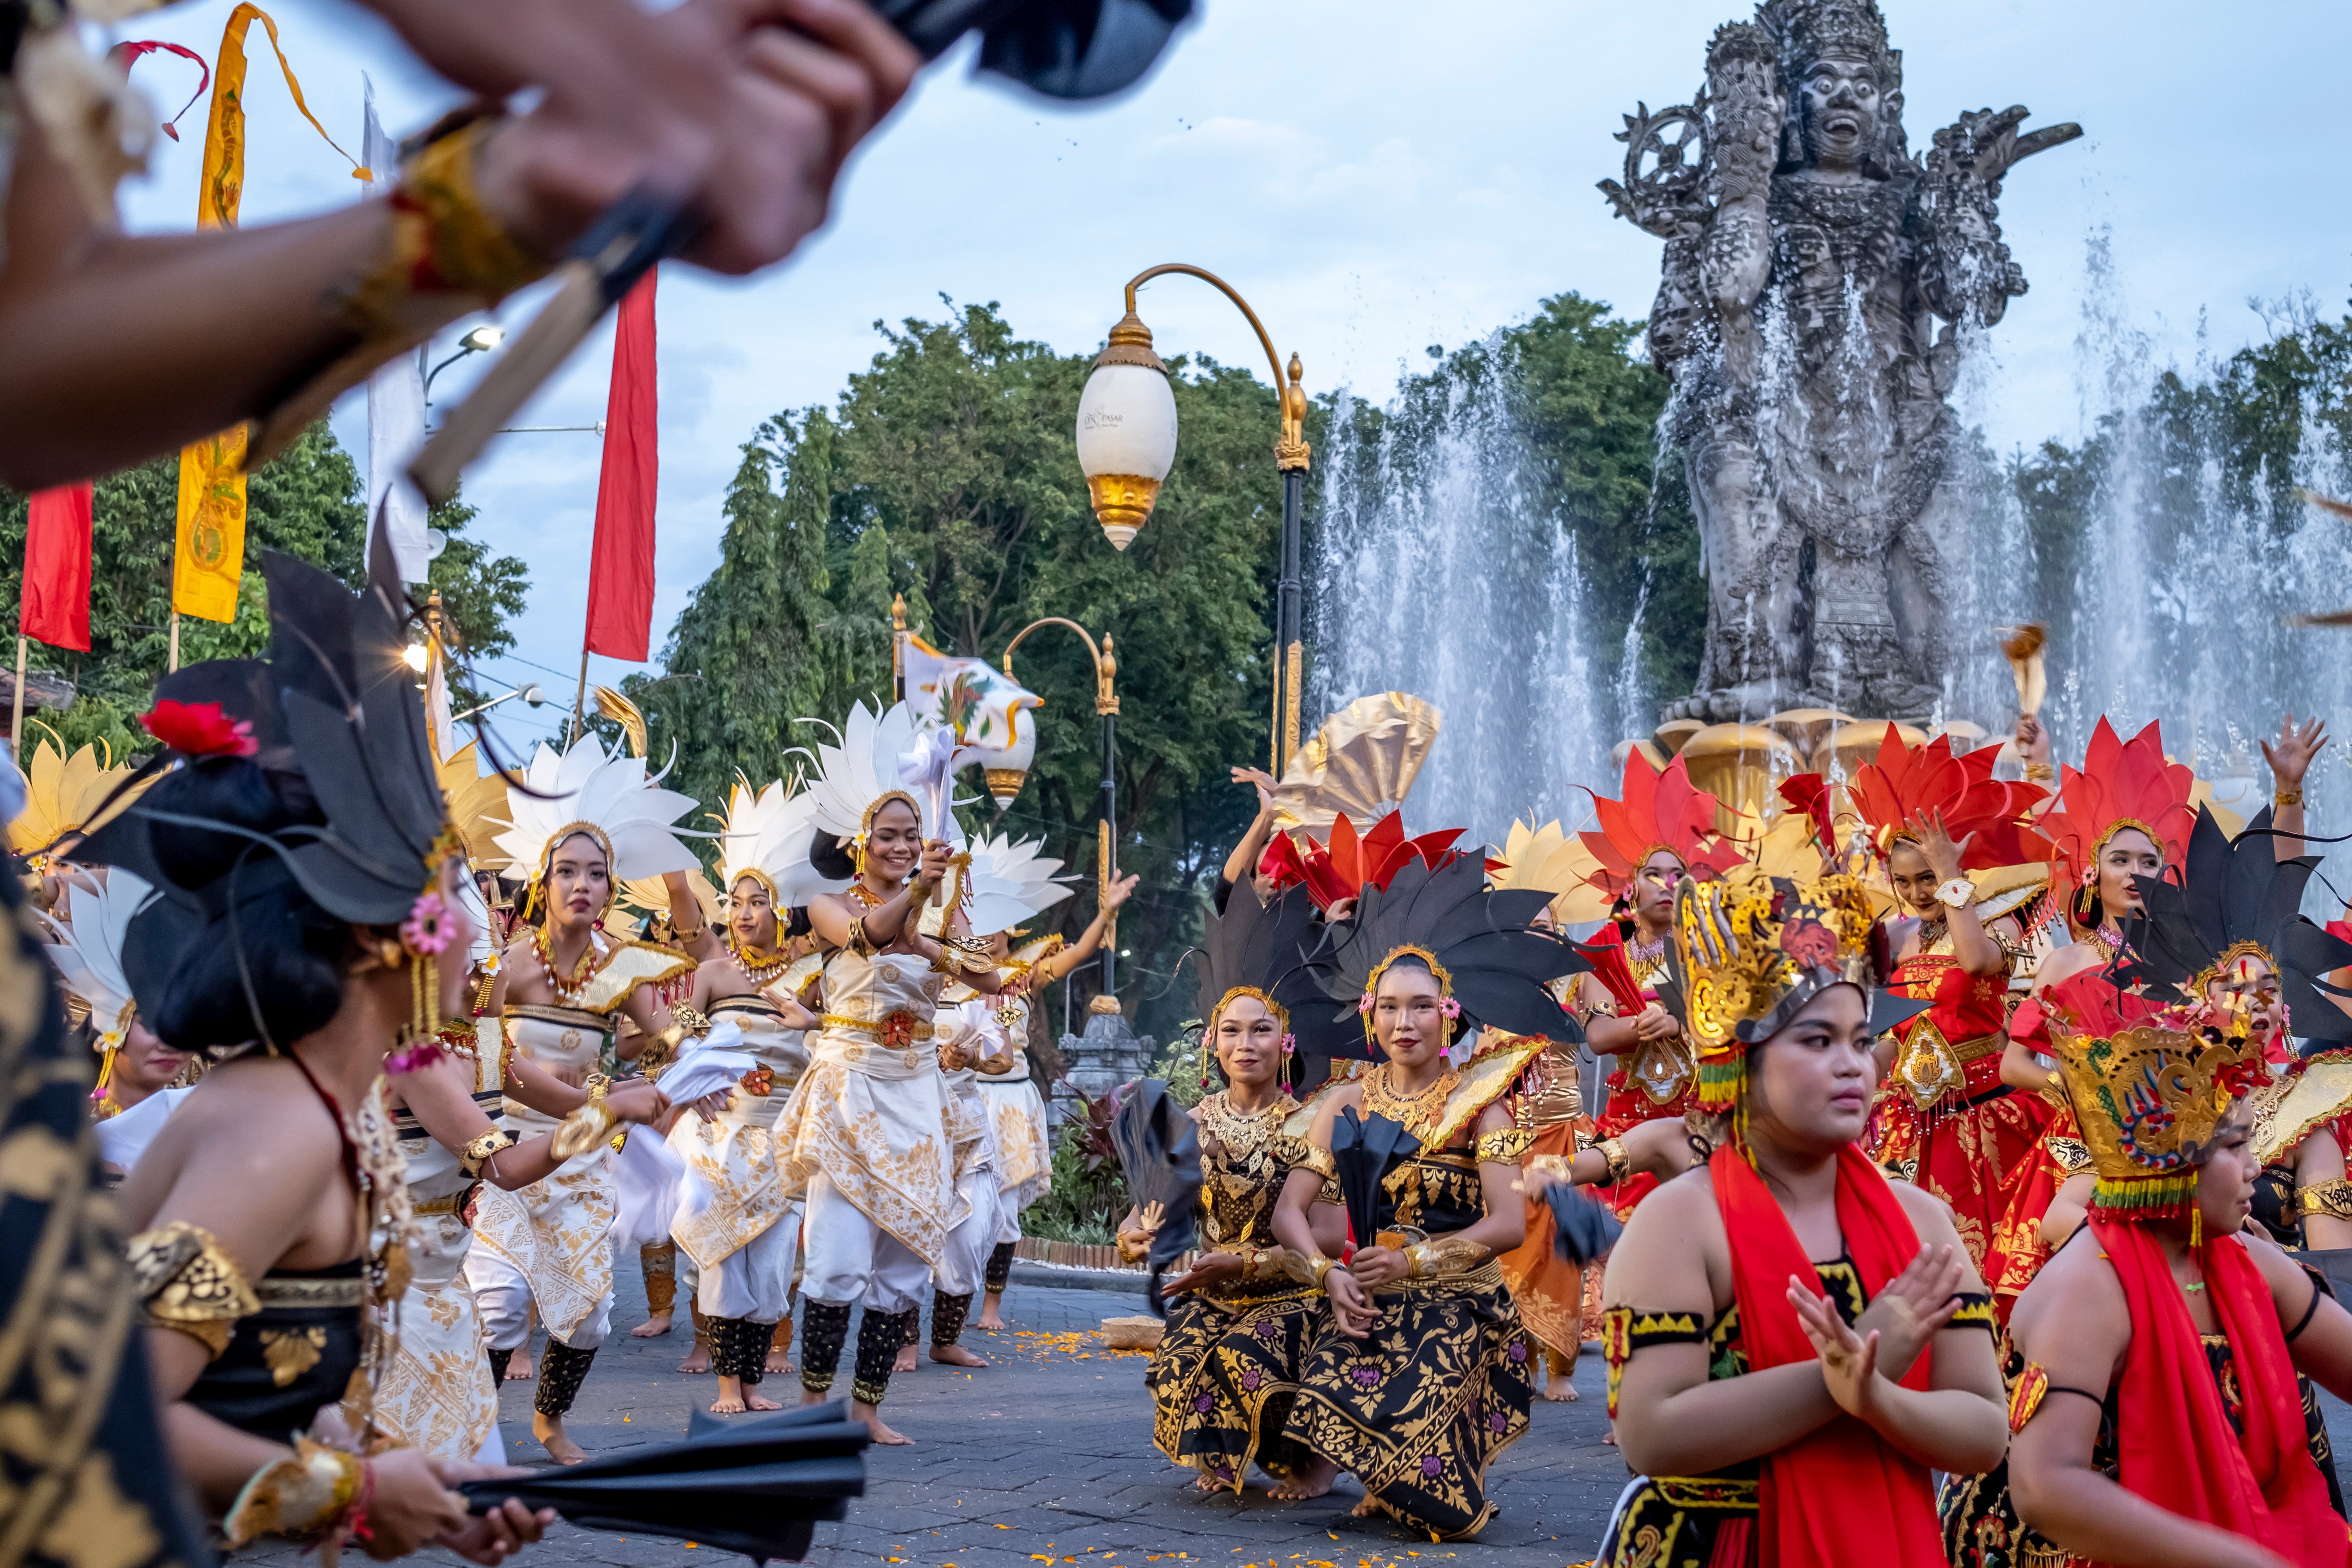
[1864,950,2052,1305]
[1589,961,1698,1214]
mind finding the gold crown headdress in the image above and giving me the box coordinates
[2039,971,2264,1223]
[8,736,152,863]
[1672,865,1920,1115]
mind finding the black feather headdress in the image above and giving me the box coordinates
[1299,852,1586,1063]
[1191,884,1328,1051]
[2121,806,2352,1050]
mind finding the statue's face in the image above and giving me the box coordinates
[1799,55,1887,170]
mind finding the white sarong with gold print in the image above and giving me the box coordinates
[469,939,692,1347]
[973,988,1052,1214]
[671,994,810,1320]
[773,949,962,1266]
[377,1020,504,1461]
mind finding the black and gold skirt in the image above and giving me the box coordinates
[1285,1264,1534,1539]
[1597,1472,1758,1568]
[1147,1279,1320,1488]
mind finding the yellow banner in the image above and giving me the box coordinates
[171,4,355,622]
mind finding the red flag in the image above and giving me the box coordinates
[22,482,93,652]
[584,269,658,662]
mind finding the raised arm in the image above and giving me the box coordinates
[1034,873,1140,983]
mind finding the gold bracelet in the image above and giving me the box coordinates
[2277,788,2306,809]
[2301,1177,2352,1220]
[551,1077,614,1159]
[1304,1253,1337,1293]
[223,1438,364,1546]
[459,1129,515,1179]
[1530,1153,1573,1183]
[1597,1136,1632,1185]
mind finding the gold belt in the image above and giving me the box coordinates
[413,1194,465,1216]
[1650,1476,1759,1510]
[821,1011,934,1043]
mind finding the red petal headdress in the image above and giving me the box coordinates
[1841,724,2052,869]
[1575,750,1744,904]
[1259,811,1464,914]
[2039,718,2196,894]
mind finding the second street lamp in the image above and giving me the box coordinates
[1074,264,1312,777]
[999,618,1120,1013]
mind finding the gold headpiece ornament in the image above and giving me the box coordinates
[2038,973,2264,1223]
[1357,944,1460,1047]
[8,737,151,862]
[1671,865,1898,1116]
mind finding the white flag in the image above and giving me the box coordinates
[362,76,431,584]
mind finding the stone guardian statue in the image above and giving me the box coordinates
[1602,0,2078,723]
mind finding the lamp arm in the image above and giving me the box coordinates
[1124,264,1309,463]
[1000,617,1116,715]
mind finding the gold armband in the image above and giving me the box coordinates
[128,1220,260,1359]
[2301,1178,2352,1220]
[1404,1238,1493,1280]
[1597,1136,1632,1185]
[551,1076,614,1160]
[1476,1127,1535,1164]
[224,1437,365,1546]
[2024,762,2055,783]
[2278,788,2307,809]
[2047,1136,2094,1176]
[459,1129,516,1179]
[846,916,877,959]
[1295,1142,1338,1180]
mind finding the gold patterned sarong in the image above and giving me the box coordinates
[774,949,961,1265]
[670,997,807,1273]
[471,1005,622,1342]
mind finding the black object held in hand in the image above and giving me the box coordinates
[1544,1183,1624,1268]
[876,0,1194,98]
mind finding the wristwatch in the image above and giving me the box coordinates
[1934,877,1977,910]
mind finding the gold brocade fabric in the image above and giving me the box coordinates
[129,1220,260,1357]
[2,875,204,1568]
[974,991,1051,1208]
[669,997,810,1273]
[474,1007,619,1341]
[1147,1091,1322,1490]
[773,949,960,1264]
[374,1208,497,1460]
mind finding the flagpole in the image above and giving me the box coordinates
[168,609,180,672]
[9,635,25,762]
[570,642,589,746]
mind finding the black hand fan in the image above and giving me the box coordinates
[875,0,1194,98]
[454,1400,870,1563]
[1329,1106,1411,1253]
[1110,1080,1203,1315]
[1544,1183,1624,1267]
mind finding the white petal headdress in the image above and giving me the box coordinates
[43,867,155,1045]
[922,831,1074,938]
[797,700,967,858]
[719,774,848,912]
[490,736,702,887]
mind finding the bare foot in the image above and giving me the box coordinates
[1541,1374,1579,1403]
[504,1348,535,1382]
[931,1344,989,1369]
[851,1399,911,1446]
[1349,1495,1379,1519]
[892,1343,918,1374]
[1604,1429,1619,1447]
[1269,1456,1337,1502]
[975,1295,1007,1333]
[678,1341,711,1375]
[532,1414,587,1465]
[711,1378,748,1416]
[631,1310,674,1339]
[1190,1470,1230,1493]
[743,1387,781,1411]
[765,1350,795,1376]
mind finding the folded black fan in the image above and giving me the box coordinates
[1110,1080,1203,1313]
[874,0,1193,98]
[455,1401,869,1562]
[1330,1106,1410,1250]
[1545,1184,1624,1267]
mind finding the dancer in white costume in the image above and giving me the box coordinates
[37,865,190,1124]
[467,738,708,1463]
[969,870,1138,1333]
[674,776,831,1414]
[773,701,1004,1445]
[380,871,667,1461]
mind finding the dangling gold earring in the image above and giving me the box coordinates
[854,837,868,876]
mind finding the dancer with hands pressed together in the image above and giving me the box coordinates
[1598,869,2005,1568]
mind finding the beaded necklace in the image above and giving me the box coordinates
[1362,1061,1461,1147]
[532,924,599,1007]
[729,940,795,986]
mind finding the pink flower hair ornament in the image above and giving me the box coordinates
[1357,992,1374,1015]
[402,891,457,956]
[1439,996,1462,1020]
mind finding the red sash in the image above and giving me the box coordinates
[2087,1220,2349,1568]
[1711,1146,1946,1568]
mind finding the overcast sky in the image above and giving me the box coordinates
[110,0,2352,749]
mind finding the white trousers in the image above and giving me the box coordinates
[468,1246,614,1352]
[697,1201,803,1321]
[798,1171,933,1314]
[934,1165,1002,1298]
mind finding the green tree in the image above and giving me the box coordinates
[0,423,529,756]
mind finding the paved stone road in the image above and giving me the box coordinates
[469,1269,1619,1568]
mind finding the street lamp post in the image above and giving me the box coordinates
[1073,265,1312,777]
[999,618,1118,1011]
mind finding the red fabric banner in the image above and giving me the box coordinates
[22,482,94,652]
[585,269,659,663]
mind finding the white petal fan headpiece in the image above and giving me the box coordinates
[490,736,702,888]
[922,832,1074,938]
[42,867,155,1046]
[797,700,968,861]
[719,774,849,912]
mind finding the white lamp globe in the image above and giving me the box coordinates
[1075,312,1178,551]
